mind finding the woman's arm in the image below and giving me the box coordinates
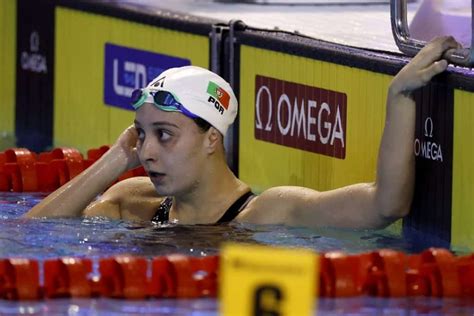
[24,126,140,218]
[373,36,459,222]
[240,36,460,229]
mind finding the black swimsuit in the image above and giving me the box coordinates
[151,191,256,224]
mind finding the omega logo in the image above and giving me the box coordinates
[254,75,347,159]
[414,116,443,162]
[255,85,345,146]
[20,30,47,74]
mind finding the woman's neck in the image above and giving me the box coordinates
[169,165,250,224]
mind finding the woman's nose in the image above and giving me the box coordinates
[139,136,158,162]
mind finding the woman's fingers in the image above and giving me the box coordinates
[119,125,138,148]
[414,36,459,68]
[418,59,448,85]
[392,36,461,93]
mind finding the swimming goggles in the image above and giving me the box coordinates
[130,88,198,119]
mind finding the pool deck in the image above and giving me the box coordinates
[127,0,422,52]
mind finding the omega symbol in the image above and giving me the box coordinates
[30,31,40,53]
[255,85,273,132]
[424,117,433,138]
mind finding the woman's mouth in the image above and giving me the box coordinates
[148,171,166,182]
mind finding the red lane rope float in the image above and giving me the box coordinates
[0,146,146,192]
[99,256,149,299]
[44,258,94,299]
[1,249,474,300]
[2,148,37,192]
[0,258,40,300]
[0,255,220,300]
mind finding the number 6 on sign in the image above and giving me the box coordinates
[220,243,319,316]
[253,285,283,315]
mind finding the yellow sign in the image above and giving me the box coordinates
[220,243,318,316]
[54,7,209,152]
[239,45,391,194]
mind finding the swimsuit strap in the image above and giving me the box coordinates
[151,196,173,223]
[216,191,256,224]
[151,191,256,224]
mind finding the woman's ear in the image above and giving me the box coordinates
[205,127,222,154]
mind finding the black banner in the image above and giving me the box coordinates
[403,81,453,243]
[16,0,55,152]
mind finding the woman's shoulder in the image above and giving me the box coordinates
[235,186,316,225]
[104,176,157,198]
[99,176,164,221]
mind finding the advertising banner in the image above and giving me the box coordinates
[104,43,190,111]
[54,7,208,151]
[16,0,55,152]
[239,45,389,193]
[404,83,453,243]
[254,75,347,159]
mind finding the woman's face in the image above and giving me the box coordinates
[134,103,208,197]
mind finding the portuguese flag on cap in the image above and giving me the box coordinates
[207,81,230,109]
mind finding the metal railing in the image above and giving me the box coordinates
[391,0,474,66]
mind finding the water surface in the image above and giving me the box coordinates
[1,192,472,316]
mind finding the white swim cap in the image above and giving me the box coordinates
[145,66,238,136]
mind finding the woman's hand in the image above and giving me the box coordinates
[112,125,141,171]
[390,36,461,96]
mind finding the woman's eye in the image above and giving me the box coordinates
[157,130,172,141]
[136,128,145,142]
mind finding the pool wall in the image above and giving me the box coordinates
[53,5,211,152]
[235,30,474,249]
[4,0,474,249]
[0,0,16,150]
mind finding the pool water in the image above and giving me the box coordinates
[0,192,473,315]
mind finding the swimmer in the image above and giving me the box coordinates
[25,36,460,228]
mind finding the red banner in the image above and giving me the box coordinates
[254,75,347,159]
